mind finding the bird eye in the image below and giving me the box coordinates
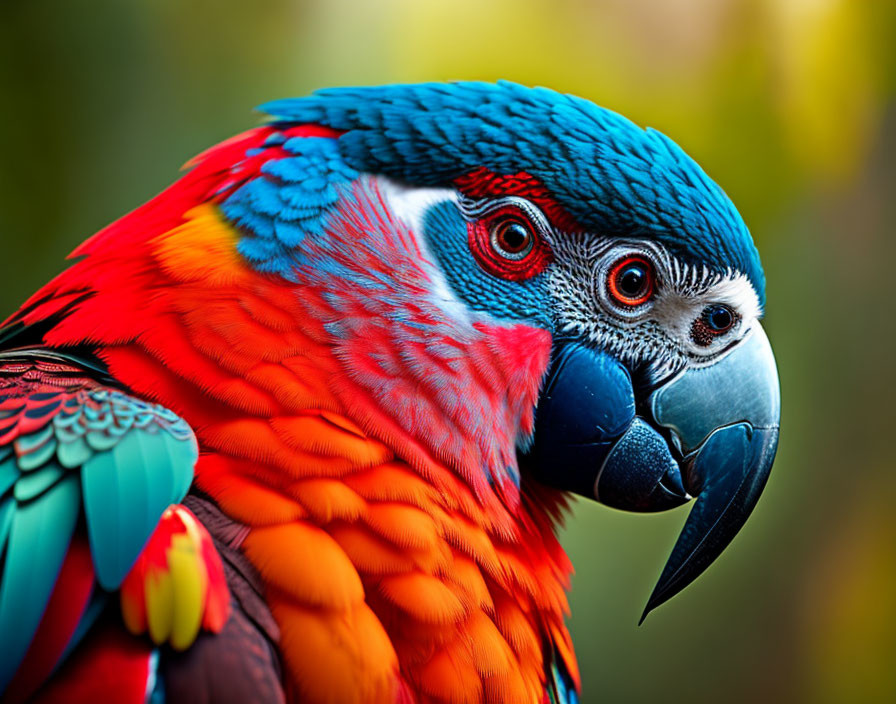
[704,304,734,332]
[691,304,738,346]
[490,217,534,260]
[607,255,655,307]
[466,200,552,281]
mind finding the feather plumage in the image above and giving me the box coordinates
[0,352,199,697]
[3,83,762,703]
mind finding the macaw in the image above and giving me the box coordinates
[0,82,780,704]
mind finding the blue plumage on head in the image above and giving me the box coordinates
[261,81,765,305]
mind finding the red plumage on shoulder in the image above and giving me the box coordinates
[5,123,340,339]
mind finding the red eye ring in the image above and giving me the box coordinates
[468,206,552,281]
[607,255,655,307]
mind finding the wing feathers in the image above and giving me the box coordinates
[0,474,80,691]
[0,352,200,696]
[82,427,197,590]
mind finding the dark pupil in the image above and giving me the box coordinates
[705,305,733,331]
[617,265,647,296]
[499,222,529,252]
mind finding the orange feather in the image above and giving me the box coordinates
[445,553,494,611]
[271,599,398,704]
[365,503,441,552]
[416,644,482,704]
[329,524,418,576]
[287,478,367,524]
[378,572,466,624]
[242,522,364,610]
[344,462,437,506]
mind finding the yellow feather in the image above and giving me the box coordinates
[167,532,208,651]
[146,567,174,645]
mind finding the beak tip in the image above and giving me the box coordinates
[639,422,778,626]
[639,583,671,626]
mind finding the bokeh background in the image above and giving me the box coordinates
[2,1,895,701]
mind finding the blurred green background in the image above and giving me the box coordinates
[1,1,895,701]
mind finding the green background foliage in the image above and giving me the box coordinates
[2,1,894,701]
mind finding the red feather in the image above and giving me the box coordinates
[29,621,154,704]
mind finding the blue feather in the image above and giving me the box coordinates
[258,81,765,303]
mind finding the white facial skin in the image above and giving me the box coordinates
[549,235,762,374]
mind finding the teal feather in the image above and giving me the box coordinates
[13,462,66,502]
[0,498,13,558]
[0,457,17,496]
[53,406,83,429]
[162,431,197,504]
[0,474,80,692]
[85,430,121,452]
[107,421,132,438]
[81,428,196,590]
[13,423,54,456]
[55,434,92,469]
[16,433,58,471]
[0,379,198,691]
[134,411,156,429]
[114,404,136,420]
[82,403,104,424]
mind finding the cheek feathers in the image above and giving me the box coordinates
[381,180,555,331]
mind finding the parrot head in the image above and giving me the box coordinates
[219,81,780,621]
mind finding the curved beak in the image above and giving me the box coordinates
[640,324,780,621]
[523,324,780,621]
